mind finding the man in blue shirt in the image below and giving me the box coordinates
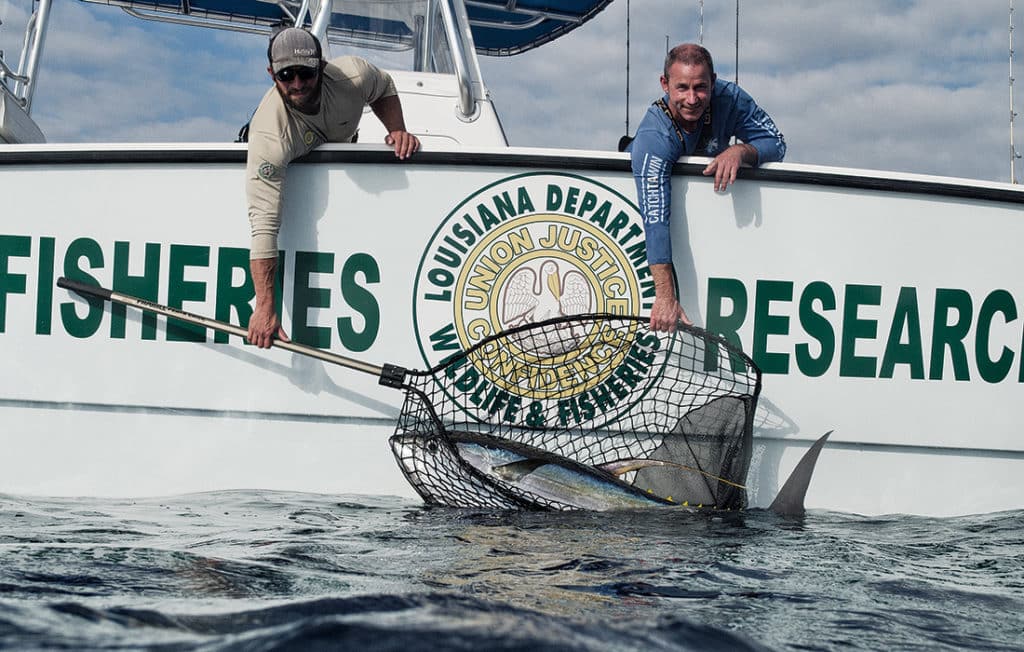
[629,43,785,332]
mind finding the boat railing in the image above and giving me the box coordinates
[1,0,51,113]
[439,0,476,120]
[464,0,583,27]
[118,8,268,37]
[0,56,29,86]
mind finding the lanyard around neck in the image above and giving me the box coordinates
[654,98,713,154]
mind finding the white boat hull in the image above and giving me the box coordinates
[4,404,1020,517]
[2,143,1022,516]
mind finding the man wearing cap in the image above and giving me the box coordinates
[246,27,420,348]
[628,43,784,333]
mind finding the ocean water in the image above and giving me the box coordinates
[1,492,1021,651]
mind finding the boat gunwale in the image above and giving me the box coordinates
[2,143,1023,205]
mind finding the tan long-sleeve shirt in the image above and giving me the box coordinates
[246,56,397,259]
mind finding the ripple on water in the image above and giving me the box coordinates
[0,493,1021,651]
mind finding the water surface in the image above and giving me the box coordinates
[1,492,1021,650]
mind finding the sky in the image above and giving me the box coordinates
[1,0,1020,183]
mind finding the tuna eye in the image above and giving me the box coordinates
[426,439,439,454]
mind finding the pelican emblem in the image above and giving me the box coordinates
[502,260,592,327]
[500,260,592,356]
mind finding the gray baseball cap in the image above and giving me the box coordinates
[270,28,321,73]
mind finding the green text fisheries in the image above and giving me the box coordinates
[3,235,1023,384]
[0,235,379,352]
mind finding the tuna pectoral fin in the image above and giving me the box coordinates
[768,431,832,517]
[492,458,547,481]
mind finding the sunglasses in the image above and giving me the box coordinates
[275,67,318,83]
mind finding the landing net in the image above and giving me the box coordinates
[389,314,761,511]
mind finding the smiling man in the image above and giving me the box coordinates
[628,43,785,332]
[245,27,420,348]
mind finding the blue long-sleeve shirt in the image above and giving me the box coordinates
[629,79,786,265]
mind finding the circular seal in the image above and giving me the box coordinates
[452,212,637,399]
[414,172,651,426]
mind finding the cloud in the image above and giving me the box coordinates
[480,0,1018,182]
[9,0,265,143]
[4,0,1020,182]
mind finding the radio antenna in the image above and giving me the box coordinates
[735,0,740,85]
[625,0,631,137]
[1012,0,1020,183]
[698,0,704,44]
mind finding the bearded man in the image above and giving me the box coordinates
[245,27,420,348]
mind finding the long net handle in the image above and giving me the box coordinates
[57,277,390,379]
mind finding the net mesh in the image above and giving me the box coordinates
[388,314,760,511]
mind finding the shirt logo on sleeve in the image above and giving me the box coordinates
[257,161,279,181]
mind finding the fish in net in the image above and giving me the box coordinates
[56,279,761,512]
[389,314,760,511]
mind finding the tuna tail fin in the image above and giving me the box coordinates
[768,431,832,517]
